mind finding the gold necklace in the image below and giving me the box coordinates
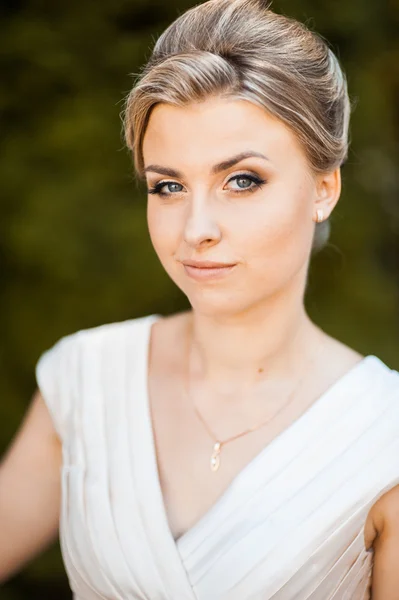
[185,325,325,472]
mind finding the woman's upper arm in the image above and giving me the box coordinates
[0,387,62,583]
[369,484,399,599]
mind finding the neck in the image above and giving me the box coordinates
[185,294,323,399]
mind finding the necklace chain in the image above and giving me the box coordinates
[184,322,326,472]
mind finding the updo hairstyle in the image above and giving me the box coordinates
[123,0,352,251]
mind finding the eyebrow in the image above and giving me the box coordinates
[143,151,270,178]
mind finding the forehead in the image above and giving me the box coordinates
[142,97,305,173]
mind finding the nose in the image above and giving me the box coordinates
[183,196,222,249]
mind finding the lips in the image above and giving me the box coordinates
[181,260,236,268]
[182,262,237,281]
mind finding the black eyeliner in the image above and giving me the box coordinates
[147,173,267,196]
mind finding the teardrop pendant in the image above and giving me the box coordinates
[210,441,221,472]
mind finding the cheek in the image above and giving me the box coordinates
[242,186,314,274]
[147,201,185,281]
[147,201,177,251]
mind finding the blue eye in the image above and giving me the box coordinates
[147,181,184,196]
[227,174,266,193]
[147,173,267,197]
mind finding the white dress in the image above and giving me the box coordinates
[35,313,399,600]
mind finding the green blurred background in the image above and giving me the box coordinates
[1,0,398,597]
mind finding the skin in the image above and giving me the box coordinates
[0,96,397,597]
[143,96,344,390]
[0,390,61,581]
[142,96,399,596]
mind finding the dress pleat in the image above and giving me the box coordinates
[34,314,399,600]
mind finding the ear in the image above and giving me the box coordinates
[313,167,341,220]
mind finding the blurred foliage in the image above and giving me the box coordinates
[0,0,398,597]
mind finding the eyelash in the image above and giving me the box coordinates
[147,173,267,197]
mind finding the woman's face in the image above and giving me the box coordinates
[142,96,338,317]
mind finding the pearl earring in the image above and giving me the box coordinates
[315,209,324,223]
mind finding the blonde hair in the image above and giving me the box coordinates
[123,0,352,251]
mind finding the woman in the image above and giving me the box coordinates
[1,0,398,598]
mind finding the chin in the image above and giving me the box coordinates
[185,292,257,319]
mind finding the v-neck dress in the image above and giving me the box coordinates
[35,313,399,600]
